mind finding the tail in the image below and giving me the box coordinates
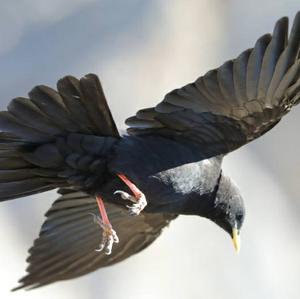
[0,74,119,201]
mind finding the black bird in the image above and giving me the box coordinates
[0,12,299,290]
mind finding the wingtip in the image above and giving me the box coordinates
[80,73,100,83]
[11,282,26,292]
[274,16,289,32]
[290,10,300,34]
[273,11,300,34]
[11,282,44,292]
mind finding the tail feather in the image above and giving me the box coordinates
[0,111,51,143]
[0,169,40,182]
[0,157,30,169]
[57,76,95,134]
[57,74,119,136]
[8,97,63,136]
[0,73,119,201]
[79,74,119,136]
[0,179,55,200]
[29,86,79,132]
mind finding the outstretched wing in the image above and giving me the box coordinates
[126,12,300,158]
[14,189,176,290]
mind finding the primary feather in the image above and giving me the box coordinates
[127,12,300,157]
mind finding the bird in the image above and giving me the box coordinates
[0,11,299,290]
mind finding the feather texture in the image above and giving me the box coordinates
[0,74,119,201]
[13,189,176,290]
[126,12,300,158]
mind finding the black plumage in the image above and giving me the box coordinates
[0,12,299,290]
[12,189,176,290]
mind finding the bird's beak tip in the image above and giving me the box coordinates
[231,227,240,254]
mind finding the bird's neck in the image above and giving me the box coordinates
[174,179,220,216]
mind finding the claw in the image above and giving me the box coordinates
[89,212,101,224]
[95,243,105,252]
[114,190,136,202]
[89,213,119,255]
[114,191,147,216]
[115,173,148,216]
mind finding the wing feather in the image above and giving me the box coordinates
[14,189,176,290]
[126,13,300,157]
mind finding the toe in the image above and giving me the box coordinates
[104,237,114,255]
[114,190,126,199]
[95,241,105,252]
[112,230,119,243]
[114,190,136,201]
[89,213,103,226]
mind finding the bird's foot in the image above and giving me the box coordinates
[91,195,119,255]
[90,213,119,255]
[114,173,147,216]
[114,190,147,216]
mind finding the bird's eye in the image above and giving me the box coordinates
[236,214,243,222]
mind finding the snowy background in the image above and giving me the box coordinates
[0,1,299,298]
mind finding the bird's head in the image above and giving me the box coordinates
[209,174,245,253]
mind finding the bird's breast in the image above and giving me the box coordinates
[108,135,222,213]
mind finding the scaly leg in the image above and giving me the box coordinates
[114,173,147,216]
[90,195,119,255]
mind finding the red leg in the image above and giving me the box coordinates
[91,195,119,255]
[95,195,110,225]
[116,173,143,198]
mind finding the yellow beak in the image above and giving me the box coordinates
[232,227,240,253]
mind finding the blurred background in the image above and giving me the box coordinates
[0,0,299,298]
